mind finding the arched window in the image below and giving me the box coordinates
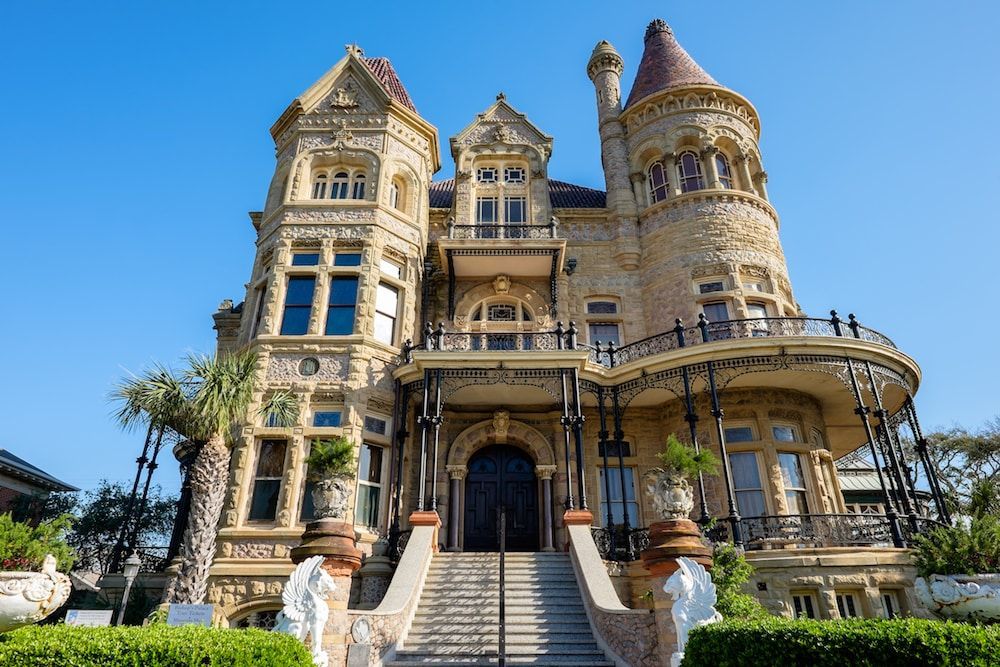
[351,173,366,200]
[311,173,327,199]
[389,180,402,210]
[330,172,350,199]
[676,151,704,193]
[647,161,668,203]
[471,299,533,322]
[716,153,733,189]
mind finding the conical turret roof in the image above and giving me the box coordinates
[624,19,718,108]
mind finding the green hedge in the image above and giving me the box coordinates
[683,618,1000,667]
[0,625,313,666]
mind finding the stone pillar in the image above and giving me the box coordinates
[663,151,680,197]
[736,153,757,195]
[537,465,557,552]
[291,519,363,667]
[562,508,593,550]
[446,466,466,551]
[640,518,713,667]
[409,510,443,552]
[701,145,722,189]
[356,538,394,610]
[755,171,769,201]
[819,589,839,620]
[629,172,646,206]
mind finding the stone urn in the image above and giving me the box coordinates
[915,574,1000,622]
[310,474,353,520]
[646,468,694,520]
[0,554,71,632]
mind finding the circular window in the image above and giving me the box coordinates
[298,357,320,376]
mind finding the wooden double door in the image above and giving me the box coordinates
[463,445,539,551]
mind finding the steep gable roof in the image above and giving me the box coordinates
[361,56,417,112]
[624,19,718,109]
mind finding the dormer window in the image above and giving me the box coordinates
[331,172,350,199]
[504,167,525,184]
[477,167,498,183]
[504,197,526,224]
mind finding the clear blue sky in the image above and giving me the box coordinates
[1,1,996,494]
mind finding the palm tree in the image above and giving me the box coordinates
[112,349,298,604]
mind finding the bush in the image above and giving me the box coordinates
[305,436,356,479]
[0,625,313,666]
[0,513,74,572]
[683,618,1000,667]
[655,434,720,479]
[912,515,1000,578]
[709,542,770,620]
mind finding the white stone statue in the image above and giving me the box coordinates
[663,556,722,667]
[0,554,71,633]
[915,574,1000,622]
[273,555,337,667]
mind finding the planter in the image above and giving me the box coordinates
[310,474,353,520]
[0,555,71,632]
[646,469,694,520]
[915,573,1000,622]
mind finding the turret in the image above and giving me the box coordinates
[587,41,640,269]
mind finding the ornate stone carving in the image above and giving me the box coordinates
[492,409,510,442]
[0,555,71,632]
[492,274,511,294]
[273,555,337,667]
[331,82,359,109]
[646,469,694,520]
[311,475,353,520]
[915,574,1000,622]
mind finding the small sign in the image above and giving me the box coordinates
[65,609,113,627]
[166,603,214,627]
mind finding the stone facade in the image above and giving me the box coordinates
[199,20,929,638]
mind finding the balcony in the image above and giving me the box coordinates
[436,220,566,282]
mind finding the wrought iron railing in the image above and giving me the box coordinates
[590,526,651,562]
[134,546,170,573]
[387,529,412,562]
[403,311,897,365]
[447,222,558,240]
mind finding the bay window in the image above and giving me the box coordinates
[280,276,315,335]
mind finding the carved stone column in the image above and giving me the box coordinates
[755,171,769,201]
[446,465,466,551]
[537,465,557,552]
[663,151,680,197]
[701,145,722,189]
[629,171,646,207]
[735,152,758,195]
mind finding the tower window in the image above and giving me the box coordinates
[699,281,726,294]
[702,301,729,322]
[330,172,350,199]
[588,323,621,346]
[477,167,498,183]
[778,452,809,515]
[280,276,316,335]
[312,174,327,199]
[388,181,400,209]
[730,451,766,517]
[676,151,704,193]
[333,252,362,267]
[355,443,384,528]
[716,153,733,189]
[291,253,320,266]
[648,161,668,203]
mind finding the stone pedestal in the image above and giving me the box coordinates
[562,509,593,550]
[292,519,363,667]
[639,519,711,576]
[640,519,713,666]
[356,539,394,609]
[409,511,442,552]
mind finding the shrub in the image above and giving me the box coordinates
[0,513,74,572]
[912,515,1000,578]
[0,625,313,666]
[683,618,1000,667]
[709,542,770,620]
[655,434,720,479]
[305,436,356,479]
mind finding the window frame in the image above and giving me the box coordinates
[791,591,819,619]
[597,465,640,529]
[676,150,705,193]
[247,439,287,523]
[778,451,810,515]
[476,197,498,224]
[279,275,316,336]
[504,166,525,184]
[354,441,386,529]
[716,152,734,189]
[325,275,359,336]
[647,160,669,203]
[835,591,862,618]
[730,451,767,518]
[374,281,399,345]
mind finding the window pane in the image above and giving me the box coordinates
[359,444,383,484]
[376,283,398,315]
[724,426,754,442]
[291,253,320,266]
[786,490,808,514]
[355,484,380,527]
[379,258,401,278]
[703,302,729,322]
[334,253,362,267]
[330,277,358,305]
[364,416,388,435]
[730,452,761,489]
[477,198,497,223]
[736,490,766,517]
[326,307,355,335]
[505,197,526,223]
[747,303,768,318]
[374,313,395,344]
[312,411,341,427]
[352,176,365,199]
[300,481,315,521]
[778,452,805,487]
[280,307,310,335]
[284,276,315,305]
[772,425,796,442]
[249,479,281,520]
[699,282,725,294]
[255,440,286,476]
[589,323,621,345]
[587,301,618,314]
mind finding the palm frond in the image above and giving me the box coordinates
[186,349,261,439]
[258,390,300,428]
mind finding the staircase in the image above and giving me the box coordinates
[389,552,613,666]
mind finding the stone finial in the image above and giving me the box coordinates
[645,18,672,40]
[345,43,365,57]
[496,91,506,101]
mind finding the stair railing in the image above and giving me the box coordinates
[497,504,507,667]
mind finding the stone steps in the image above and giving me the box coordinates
[394,553,611,666]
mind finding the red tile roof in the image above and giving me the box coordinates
[429,179,606,209]
[362,57,417,112]
[624,19,718,109]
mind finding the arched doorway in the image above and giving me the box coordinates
[464,445,539,551]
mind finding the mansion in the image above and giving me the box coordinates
[189,17,945,664]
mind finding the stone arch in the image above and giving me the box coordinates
[446,418,556,468]
[224,596,283,627]
[288,145,381,202]
[453,279,552,329]
[383,158,420,216]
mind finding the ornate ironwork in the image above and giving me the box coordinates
[437,331,561,352]
[590,526,650,562]
[388,529,412,561]
[738,514,898,549]
[438,368,565,403]
[449,224,557,240]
